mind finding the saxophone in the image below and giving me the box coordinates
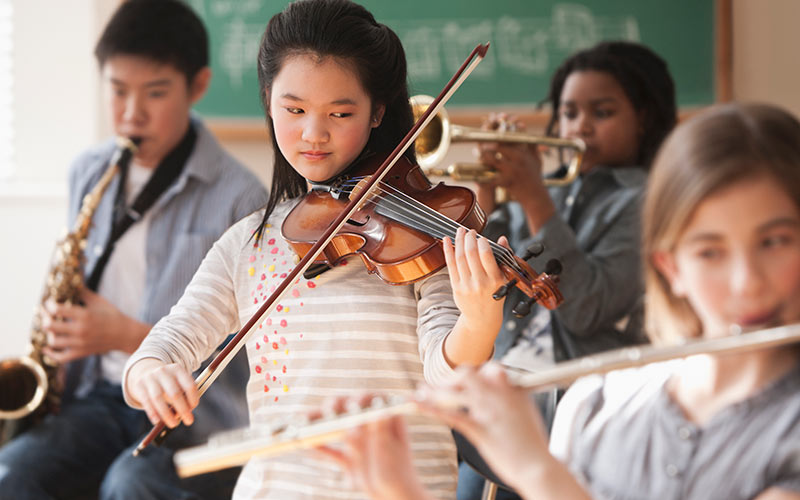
[0,137,140,442]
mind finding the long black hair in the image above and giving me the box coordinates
[254,0,413,240]
[542,41,677,168]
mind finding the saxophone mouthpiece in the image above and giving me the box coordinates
[116,136,142,153]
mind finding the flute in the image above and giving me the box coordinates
[173,322,800,478]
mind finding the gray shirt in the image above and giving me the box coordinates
[483,166,648,363]
[551,361,800,500]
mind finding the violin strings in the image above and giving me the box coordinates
[340,177,517,269]
[338,178,525,275]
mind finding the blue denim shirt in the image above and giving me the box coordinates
[65,118,269,446]
[483,166,648,362]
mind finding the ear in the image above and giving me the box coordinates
[652,250,685,297]
[371,104,386,129]
[188,67,212,104]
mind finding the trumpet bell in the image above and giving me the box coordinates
[409,94,586,187]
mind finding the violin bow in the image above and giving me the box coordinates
[133,42,490,455]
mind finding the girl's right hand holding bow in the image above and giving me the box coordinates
[126,358,200,428]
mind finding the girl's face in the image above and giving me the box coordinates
[268,54,384,183]
[558,70,642,172]
[655,175,800,338]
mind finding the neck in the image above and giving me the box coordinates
[670,345,800,424]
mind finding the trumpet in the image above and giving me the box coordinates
[410,94,586,187]
[172,323,800,477]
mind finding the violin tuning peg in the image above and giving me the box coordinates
[521,242,545,261]
[544,259,562,276]
[492,278,518,300]
[512,296,537,318]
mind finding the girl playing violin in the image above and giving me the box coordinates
[324,102,800,500]
[123,0,508,498]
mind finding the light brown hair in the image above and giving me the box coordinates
[643,102,800,343]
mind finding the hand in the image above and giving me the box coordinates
[443,227,507,322]
[126,358,199,428]
[41,286,150,362]
[476,114,546,201]
[441,228,508,365]
[313,395,435,500]
[416,363,552,491]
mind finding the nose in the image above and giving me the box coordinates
[301,114,330,144]
[574,112,593,137]
[729,251,767,298]
[122,94,145,125]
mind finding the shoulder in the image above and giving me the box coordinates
[189,118,268,194]
[67,139,117,189]
[550,361,677,459]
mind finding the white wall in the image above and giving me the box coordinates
[0,0,109,358]
[3,0,800,358]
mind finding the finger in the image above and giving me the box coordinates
[498,235,511,250]
[143,379,180,428]
[42,346,73,364]
[461,230,487,280]
[480,362,511,386]
[173,369,200,409]
[314,445,350,468]
[442,236,459,286]
[47,301,81,321]
[453,227,470,282]
[160,380,194,426]
[477,236,503,282]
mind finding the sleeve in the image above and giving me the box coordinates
[533,198,643,336]
[768,424,800,493]
[414,269,461,385]
[548,374,605,464]
[121,221,245,408]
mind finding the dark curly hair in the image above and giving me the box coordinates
[543,41,677,168]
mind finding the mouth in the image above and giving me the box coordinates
[733,307,783,330]
[301,150,331,161]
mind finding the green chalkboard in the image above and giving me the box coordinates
[186,0,718,120]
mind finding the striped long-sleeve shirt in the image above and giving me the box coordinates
[124,199,460,499]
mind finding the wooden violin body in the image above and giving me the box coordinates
[282,154,486,285]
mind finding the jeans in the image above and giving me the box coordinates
[0,381,238,500]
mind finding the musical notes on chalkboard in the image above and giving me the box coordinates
[187,0,715,117]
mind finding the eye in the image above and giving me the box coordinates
[285,107,304,115]
[331,112,352,118]
[148,90,167,98]
[594,108,614,119]
[761,233,794,249]
[560,108,578,120]
[695,246,724,261]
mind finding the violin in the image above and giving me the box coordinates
[283,151,563,312]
